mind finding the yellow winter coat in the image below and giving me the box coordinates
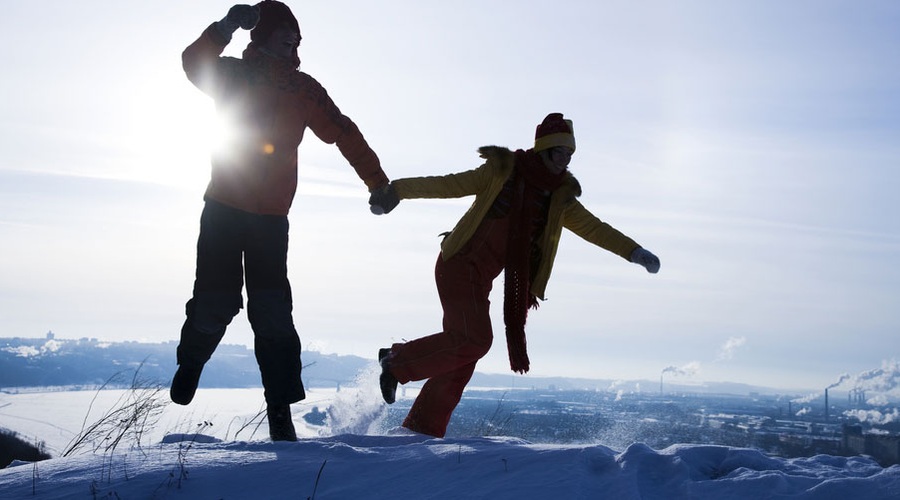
[393,146,640,300]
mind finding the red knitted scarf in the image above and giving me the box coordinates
[504,150,567,373]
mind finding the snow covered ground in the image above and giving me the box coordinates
[2,367,899,499]
[2,433,899,499]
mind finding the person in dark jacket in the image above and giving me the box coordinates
[171,1,390,442]
[369,113,660,437]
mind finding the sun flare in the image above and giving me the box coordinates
[126,77,229,191]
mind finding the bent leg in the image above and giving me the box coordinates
[389,218,507,437]
[402,360,477,437]
[389,253,494,384]
[177,201,244,368]
[177,292,242,367]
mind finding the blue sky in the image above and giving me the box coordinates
[1,1,898,391]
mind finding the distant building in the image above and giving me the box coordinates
[843,425,900,466]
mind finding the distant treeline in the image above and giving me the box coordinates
[0,428,50,468]
[0,337,367,390]
[1,337,787,395]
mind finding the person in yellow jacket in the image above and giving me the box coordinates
[369,113,660,437]
[171,1,389,442]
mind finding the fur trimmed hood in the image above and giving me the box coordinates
[477,145,583,200]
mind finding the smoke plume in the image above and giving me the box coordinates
[849,359,900,393]
[844,408,900,425]
[661,362,701,377]
[715,336,746,362]
[791,392,820,404]
[827,373,851,390]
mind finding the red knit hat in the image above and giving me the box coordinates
[251,1,301,44]
[534,113,575,153]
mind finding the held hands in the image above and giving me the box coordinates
[369,183,400,215]
[630,247,661,274]
[216,5,260,41]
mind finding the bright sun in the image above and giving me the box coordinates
[127,76,225,191]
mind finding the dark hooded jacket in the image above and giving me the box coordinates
[182,24,387,215]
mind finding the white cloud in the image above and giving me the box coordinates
[715,337,746,362]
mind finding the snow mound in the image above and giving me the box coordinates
[2,435,898,499]
[160,433,222,444]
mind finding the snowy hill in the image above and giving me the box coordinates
[3,340,899,498]
[2,434,898,499]
[2,365,899,498]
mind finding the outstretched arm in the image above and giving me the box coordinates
[564,200,660,273]
[305,81,389,192]
[392,165,490,200]
[369,164,492,215]
[368,165,491,215]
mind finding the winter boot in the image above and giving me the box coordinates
[378,348,398,404]
[267,404,298,442]
[170,365,203,405]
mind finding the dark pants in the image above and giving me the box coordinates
[389,217,509,437]
[177,199,305,405]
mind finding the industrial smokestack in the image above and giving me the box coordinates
[825,388,829,422]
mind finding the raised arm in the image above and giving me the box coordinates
[182,5,259,96]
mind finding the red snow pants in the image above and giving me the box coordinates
[389,217,509,437]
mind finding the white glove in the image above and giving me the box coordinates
[630,247,660,274]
